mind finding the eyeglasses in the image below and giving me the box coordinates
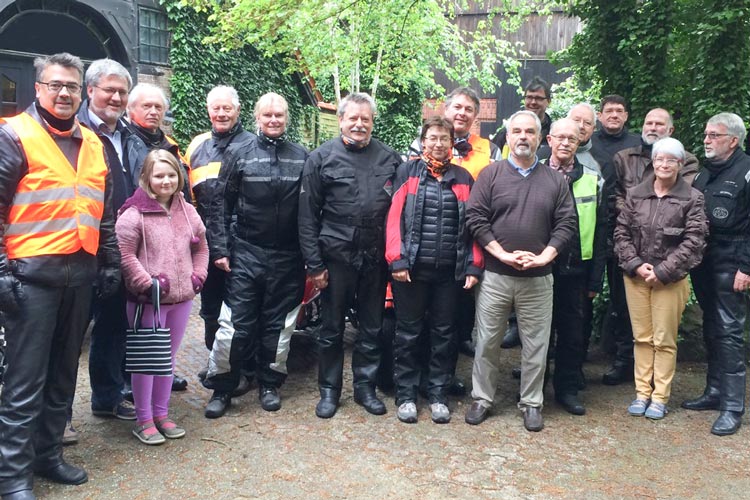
[572,119,594,128]
[94,86,129,98]
[653,157,680,167]
[703,132,731,140]
[37,81,81,94]
[550,134,579,144]
[524,95,548,102]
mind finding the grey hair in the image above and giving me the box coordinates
[507,110,542,135]
[645,107,674,128]
[338,93,377,117]
[651,137,685,161]
[207,85,240,109]
[550,117,581,136]
[85,58,132,89]
[34,52,84,81]
[445,87,481,114]
[127,83,169,111]
[567,102,596,120]
[707,112,747,145]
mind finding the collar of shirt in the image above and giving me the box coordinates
[508,155,539,177]
[88,109,124,163]
[548,157,574,174]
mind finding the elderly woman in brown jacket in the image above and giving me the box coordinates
[614,137,707,420]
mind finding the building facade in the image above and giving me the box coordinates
[0,0,172,117]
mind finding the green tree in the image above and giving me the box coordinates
[559,0,750,152]
[164,0,311,148]
[180,0,551,103]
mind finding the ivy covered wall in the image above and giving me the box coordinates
[163,0,312,148]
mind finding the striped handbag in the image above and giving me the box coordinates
[125,278,172,376]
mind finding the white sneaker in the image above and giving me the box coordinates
[397,401,417,423]
[430,402,451,424]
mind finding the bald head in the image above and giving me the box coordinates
[567,103,596,143]
[641,108,674,145]
[548,118,581,166]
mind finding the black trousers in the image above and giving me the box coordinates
[317,259,387,397]
[455,286,475,343]
[691,266,747,412]
[606,258,634,366]
[392,266,457,405]
[200,264,227,350]
[88,284,128,410]
[206,240,304,392]
[551,274,587,396]
[0,283,92,495]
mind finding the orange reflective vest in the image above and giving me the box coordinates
[2,112,107,259]
[453,135,493,180]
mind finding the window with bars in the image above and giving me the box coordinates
[139,7,169,65]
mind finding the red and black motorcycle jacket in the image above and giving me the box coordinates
[386,158,484,281]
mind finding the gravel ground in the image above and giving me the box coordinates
[29,304,750,500]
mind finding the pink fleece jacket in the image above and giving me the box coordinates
[116,188,209,304]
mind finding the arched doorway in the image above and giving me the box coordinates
[0,0,134,116]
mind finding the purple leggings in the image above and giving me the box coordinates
[126,300,193,424]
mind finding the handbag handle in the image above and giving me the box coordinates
[132,278,163,332]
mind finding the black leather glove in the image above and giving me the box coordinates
[0,258,25,315]
[96,266,121,299]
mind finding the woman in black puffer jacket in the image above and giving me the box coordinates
[385,116,483,424]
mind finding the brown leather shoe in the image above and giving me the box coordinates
[465,401,490,425]
[523,406,544,432]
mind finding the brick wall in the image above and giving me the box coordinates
[422,98,497,135]
[136,65,175,136]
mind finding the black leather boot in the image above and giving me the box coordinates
[171,375,188,392]
[315,388,340,419]
[601,363,634,385]
[353,386,386,415]
[681,391,720,411]
[711,411,743,436]
[34,461,88,485]
[501,321,521,349]
[2,490,36,500]
[204,391,231,419]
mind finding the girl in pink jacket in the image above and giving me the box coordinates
[116,149,209,445]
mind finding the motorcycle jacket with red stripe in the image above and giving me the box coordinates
[386,158,484,281]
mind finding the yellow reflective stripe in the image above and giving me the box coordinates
[4,218,78,236]
[190,162,221,188]
[12,187,76,205]
[185,132,211,168]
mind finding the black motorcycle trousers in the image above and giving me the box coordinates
[392,266,458,405]
[0,282,92,495]
[200,264,227,350]
[317,259,387,397]
[691,267,747,412]
[205,240,304,393]
[551,274,587,396]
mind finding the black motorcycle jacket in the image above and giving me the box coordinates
[692,148,750,274]
[299,137,402,274]
[209,133,308,257]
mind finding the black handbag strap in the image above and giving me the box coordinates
[132,278,164,332]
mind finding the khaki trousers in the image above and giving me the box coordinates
[623,275,690,404]
[472,271,553,408]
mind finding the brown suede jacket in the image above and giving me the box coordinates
[614,175,707,284]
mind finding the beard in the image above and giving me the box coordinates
[513,144,534,158]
